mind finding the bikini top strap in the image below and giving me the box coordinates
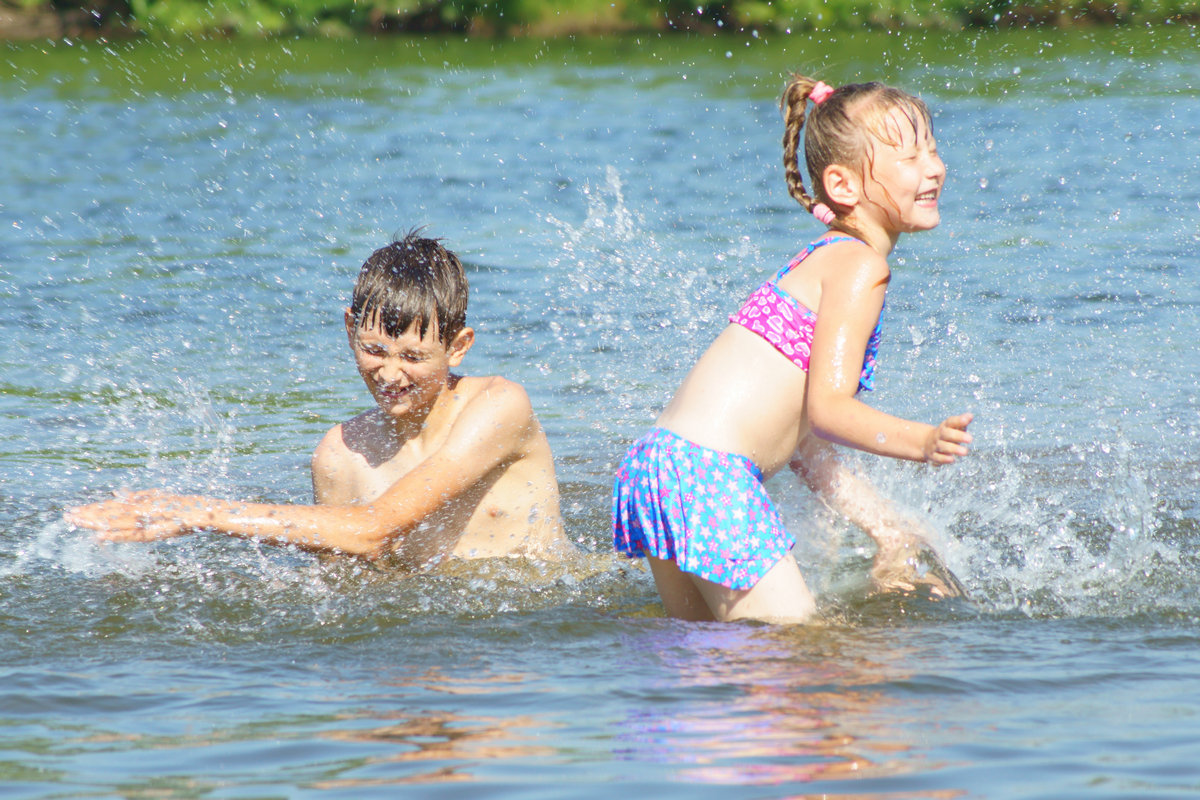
[770,235,862,284]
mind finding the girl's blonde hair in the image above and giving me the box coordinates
[780,75,933,225]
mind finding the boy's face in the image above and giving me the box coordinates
[344,311,474,423]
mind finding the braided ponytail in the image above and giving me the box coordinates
[780,74,819,214]
[780,74,841,226]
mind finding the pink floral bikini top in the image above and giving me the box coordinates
[729,235,882,394]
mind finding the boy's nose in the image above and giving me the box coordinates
[377,359,407,384]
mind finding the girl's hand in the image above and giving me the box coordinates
[870,530,969,600]
[923,413,973,465]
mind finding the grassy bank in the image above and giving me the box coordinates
[2,0,1197,39]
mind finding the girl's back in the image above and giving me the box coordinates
[656,236,883,477]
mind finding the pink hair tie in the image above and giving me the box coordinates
[810,81,835,105]
[811,202,836,225]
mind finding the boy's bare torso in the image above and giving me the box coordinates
[315,375,568,569]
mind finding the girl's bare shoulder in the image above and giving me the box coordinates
[814,237,891,290]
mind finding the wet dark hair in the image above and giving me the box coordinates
[349,231,468,345]
[780,75,933,224]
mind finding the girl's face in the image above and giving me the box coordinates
[856,107,946,236]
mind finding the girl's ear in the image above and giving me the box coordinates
[446,327,475,367]
[343,308,357,347]
[822,164,861,211]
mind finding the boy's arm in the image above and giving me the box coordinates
[66,378,537,560]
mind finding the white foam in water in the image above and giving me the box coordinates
[896,422,1194,619]
[4,518,159,579]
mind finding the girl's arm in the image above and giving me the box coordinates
[790,435,968,598]
[790,435,931,546]
[806,248,971,464]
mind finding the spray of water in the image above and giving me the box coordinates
[539,165,760,444]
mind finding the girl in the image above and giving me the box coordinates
[612,75,973,624]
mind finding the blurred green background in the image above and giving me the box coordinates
[4,0,1197,39]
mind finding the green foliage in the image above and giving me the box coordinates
[12,0,1200,37]
[124,0,407,35]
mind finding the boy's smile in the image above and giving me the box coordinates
[346,315,474,426]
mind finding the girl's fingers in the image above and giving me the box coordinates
[932,438,969,462]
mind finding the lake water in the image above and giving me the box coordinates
[3,25,1200,798]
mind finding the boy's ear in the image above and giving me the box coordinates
[343,308,357,347]
[446,327,475,367]
[821,164,861,211]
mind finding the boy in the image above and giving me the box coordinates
[66,233,570,569]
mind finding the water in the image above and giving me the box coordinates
[3,26,1200,797]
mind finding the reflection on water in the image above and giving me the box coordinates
[614,623,968,795]
[319,713,551,788]
[318,675,557,788]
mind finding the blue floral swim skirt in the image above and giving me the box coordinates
[611,427,794,590]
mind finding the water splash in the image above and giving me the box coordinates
[0,518,158,579]
[921,427,1195,619]
[539,165,760,444]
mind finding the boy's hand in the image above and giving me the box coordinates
[923,413,973,465]
[65,490,193,542]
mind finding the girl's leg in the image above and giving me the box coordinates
[690,553,817,624]
[646,556,716,621]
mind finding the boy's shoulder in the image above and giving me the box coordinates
[311,409,383,477]
[440,374,541,447]
[450,374,533,413]
[314,374,537,461]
